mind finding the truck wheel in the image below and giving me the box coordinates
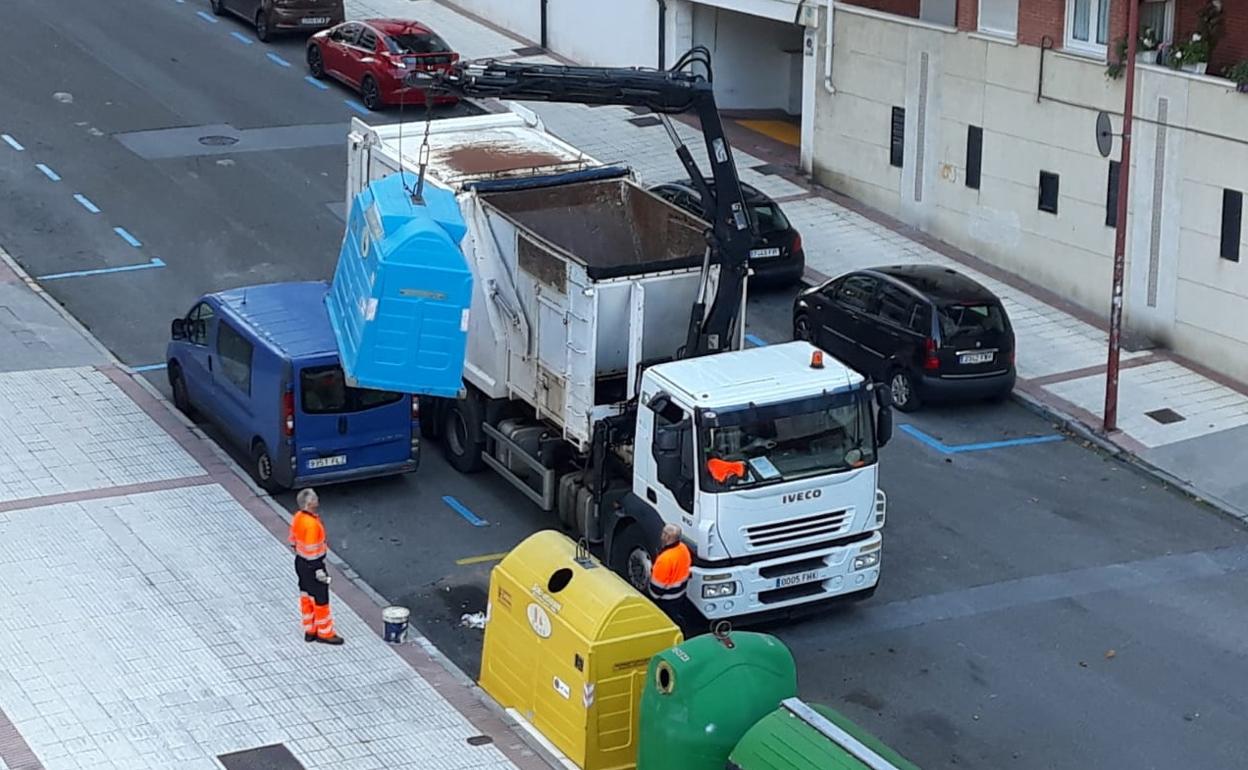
[443,397,485,473]
[250,441,285,494]
[609,524,652,594]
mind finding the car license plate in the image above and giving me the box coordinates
[749,247,781,260]
[307,455,346,469]
[959,351,994,365]
[302,17,330,25]
[774,569,824,589]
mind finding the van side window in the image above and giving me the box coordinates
[187,303,214,346]
[301,365,402,413]
[836,275,878,312]
[216,321,254,395]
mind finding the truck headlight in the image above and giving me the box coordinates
[853,552,880,571]
[701,582,738,599]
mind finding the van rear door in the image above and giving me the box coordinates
[294,359,412,477]
[935,301,1012,376]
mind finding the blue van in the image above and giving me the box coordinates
[166,281,419,492]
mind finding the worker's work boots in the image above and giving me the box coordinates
[304,633,317,643]
[316,633,345,646]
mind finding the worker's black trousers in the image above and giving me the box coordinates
[295,555,330,605]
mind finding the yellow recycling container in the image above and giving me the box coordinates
[480,530,682,770]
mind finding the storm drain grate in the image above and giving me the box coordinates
[511,46,544,56]
[1146,408,1185,424]
[627,116,662,128]
[199,135,239,146]
[467,735,495,746]
[218,744,306,770]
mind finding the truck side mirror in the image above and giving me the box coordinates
[171,318,187,340]
[874,386,893,448]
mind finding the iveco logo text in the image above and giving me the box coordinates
[783,489,822,504]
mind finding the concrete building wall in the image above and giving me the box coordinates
[452,0,543,43]
[812,4,1248,383]
[691,4,804,112]
[546,0,661,67]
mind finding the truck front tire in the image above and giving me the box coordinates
[443,396,486,473]
[609,524,653,594]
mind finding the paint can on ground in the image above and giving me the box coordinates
[382,606,410,644]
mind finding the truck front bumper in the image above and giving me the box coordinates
[689,531,882,620]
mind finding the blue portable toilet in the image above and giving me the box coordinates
[326,173,473,398]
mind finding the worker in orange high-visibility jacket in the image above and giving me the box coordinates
[649,523,694,630]
[289,488,344,645]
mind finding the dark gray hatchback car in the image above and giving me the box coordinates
[209,0,344,42]
[793,264,1016,411]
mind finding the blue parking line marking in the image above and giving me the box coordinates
[196,10,218,23]
[132,363,167,372]
[230,31,254,45]
[899,423,1063,455]
[304,75,330,90]
[39,257,166,281]
[35,164,61,182]
[113,227,142,248]
[442,495,489,527]
[1,134,24,151]
[344,99,369,115]
[745,333,768,347]
[266,52,292,68]
[73,194,101,214]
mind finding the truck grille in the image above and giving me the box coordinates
[744,510,850,548]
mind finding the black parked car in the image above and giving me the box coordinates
[793,265,1015,411]
[649,179,805,287]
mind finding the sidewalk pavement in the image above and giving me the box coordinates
[355,0,1248,523]
[0,250,548,769]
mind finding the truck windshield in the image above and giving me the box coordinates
[698,390,875,491]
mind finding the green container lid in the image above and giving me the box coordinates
[727,699,921,770]
[637,631,797,770]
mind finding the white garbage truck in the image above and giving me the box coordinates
[343,54,893,621]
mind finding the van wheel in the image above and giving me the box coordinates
[251,441,285,494]
[443,396,485,473]
[888,369,921,413]
[168,364,196,419]
[609,524,652,594]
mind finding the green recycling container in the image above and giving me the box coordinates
[636,631,797,770]
[728,699,922,770]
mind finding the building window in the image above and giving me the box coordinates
[1066,0,1110,55]
[1105,160,1121,228]
[1222,189,1243,262]
[1038,171,1060,214]
[978,0,1018,38]
[966,126,983,190]
[1139,0,1175,46]
[890,107,905,168]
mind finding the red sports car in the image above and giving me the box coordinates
[307,19,461,110]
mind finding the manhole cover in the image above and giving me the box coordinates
[511,46,544,57]
[199,135,239,146]
[466,735,495,746]
[1146,408,1185,424]
[218,744,305,769]
[627,116,662,128]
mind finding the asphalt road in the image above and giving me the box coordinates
[3,2,1248,768]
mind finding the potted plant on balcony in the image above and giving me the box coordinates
[1168,33,1211,74]
[1137,26,1162,65]
[1225,61,1248,93]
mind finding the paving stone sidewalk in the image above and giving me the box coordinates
[0,250,546,770]
[350,0,1248,521]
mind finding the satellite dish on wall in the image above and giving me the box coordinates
[1095,111,1115,158]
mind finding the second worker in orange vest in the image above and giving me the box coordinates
[289,488,344,645]
[649,524,693,629]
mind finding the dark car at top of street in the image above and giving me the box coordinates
[649,179,805,288]
[793,264,1015,411]
[307,19,461,111]
[209,0,344,43]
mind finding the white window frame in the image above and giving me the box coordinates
[978,0,1019,39]
[1065,0,1112,56]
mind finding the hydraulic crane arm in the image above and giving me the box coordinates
[413,48,755,359]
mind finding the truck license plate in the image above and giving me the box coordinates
[959,351,994,364]
[307,455,346,469]
[749,247,781,260]
[302,16,330,24]
[775,570,823,589]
